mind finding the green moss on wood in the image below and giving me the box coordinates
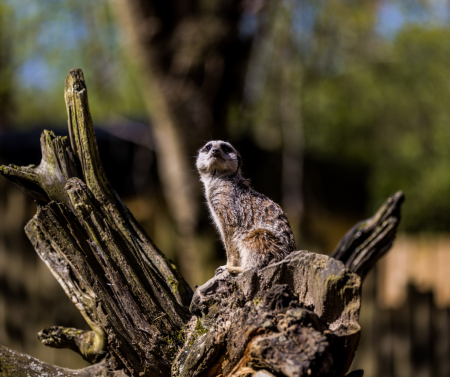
[195,318,208,337]
[168,275,179,293]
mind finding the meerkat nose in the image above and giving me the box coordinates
[211,148,220,155]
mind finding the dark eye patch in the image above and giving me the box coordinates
[203,144,212,152]
[221,145,232,153]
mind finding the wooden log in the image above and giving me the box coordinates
[0,130,79,206]
[0,69,403,376]
[1,69,193,376]
[178,251,362,377]
[64,69,193,309]
[0,343,126,377]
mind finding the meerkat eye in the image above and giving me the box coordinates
[221,145,232,154]
[204,144,212,152]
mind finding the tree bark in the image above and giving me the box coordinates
[0,344,126,377]
[1,70,192,376]
[330,191,404,281]
[0,69,403,376]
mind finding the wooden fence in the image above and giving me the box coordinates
[352,235,450,377]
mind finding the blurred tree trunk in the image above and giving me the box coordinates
[243,1,304,240]
[110,0,256,284]
[279,4,304,242]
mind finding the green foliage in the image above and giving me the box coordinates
[304,25,450,230]
[244,1,450,232]
[3,0,450,232]
[2,0,145,127]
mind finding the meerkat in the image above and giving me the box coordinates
[196,140,296,275]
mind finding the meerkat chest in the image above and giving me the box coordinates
[205,183,240,242]
[207,196,225,238]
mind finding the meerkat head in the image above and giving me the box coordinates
[196,140,241,178]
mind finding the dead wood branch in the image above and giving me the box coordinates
[330,191,404,280]
[0,69,402,377]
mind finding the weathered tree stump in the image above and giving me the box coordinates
[0,69,403,377]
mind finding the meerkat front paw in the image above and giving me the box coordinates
[214,265,227,276]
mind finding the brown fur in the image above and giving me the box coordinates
[196,141,296,274]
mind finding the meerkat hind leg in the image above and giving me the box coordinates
[227,265,243,274]
[240,229,274,271]
[224,244,242,274]
[214,265,242,276]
